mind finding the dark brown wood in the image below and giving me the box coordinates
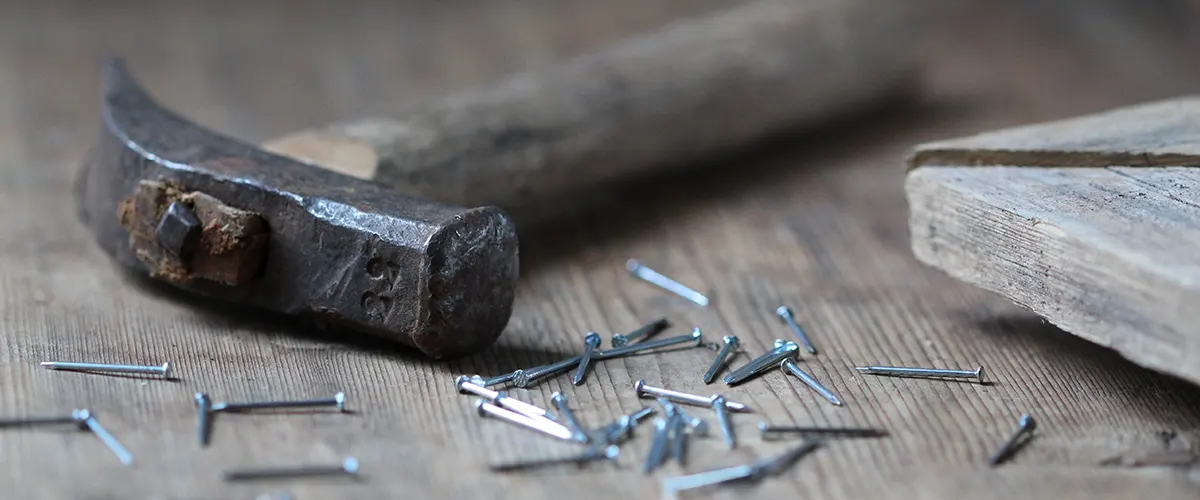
[2,0,1200,498]
[908,99,1200,385]
[264,0,934,220]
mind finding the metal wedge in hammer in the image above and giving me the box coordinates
[77,0,935,359]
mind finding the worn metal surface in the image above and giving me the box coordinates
[76,60,520,359]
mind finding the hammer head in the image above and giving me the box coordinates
[77,60,518,359]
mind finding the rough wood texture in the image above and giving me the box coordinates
[266,0,935,219]
[3,0,1200,498]
[908,100,1200,385]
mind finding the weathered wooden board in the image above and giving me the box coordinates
[908,99,1200,385]
[1,0,1200,498]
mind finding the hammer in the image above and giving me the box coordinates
[77,0,933,359]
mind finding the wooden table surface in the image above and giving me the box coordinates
[2,0,1200,498]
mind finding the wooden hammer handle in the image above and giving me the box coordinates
[265,0,933,214]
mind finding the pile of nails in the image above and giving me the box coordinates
[458,260,1036,495]
[1,360,359,481]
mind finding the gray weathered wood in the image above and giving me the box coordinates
[3,0,1200,498]
[908,98,1200,385]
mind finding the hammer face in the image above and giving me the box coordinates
[77,60,518,358]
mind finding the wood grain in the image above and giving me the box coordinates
[264,0,933,220]
[1,0,1200,498]
[908,100,1200,384]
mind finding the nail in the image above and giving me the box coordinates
[780,359,842,406]
[711,395,735,448]
[611,318,671,347]
[675,407,709,437]
[597,415,635,445]
[475,400,574,441]
[634,379,751,412]
[156,200,203,259]
[643,418,672,474]
[630,406,656,425]
[224,457,359,481]
[513,355,583,388]
[455,376,554,422]
[597,407,657,445]
[195,392,213,446]
[775,306,817,354]
[758,422,888,438]
[669,412,689,466]
[989,414,1036,466]
[662,440,821,494]
[703,336,740,384]
[550,392,590,443]
[80,411,134,466]
[653,397,698,463]
[490,445,620,472]
[212,393,347,412]
[41,360,172,378]
[597,328,704,360]
[752,440,823,477]
[662,463,757,494]
[474,372,519,388]
[626,259,709,307]
[856,365,986,383]
[572,333,603,386]
[723,341,799,385]
[0,411,89,429]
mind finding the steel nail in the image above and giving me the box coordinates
[703,335,740,384]
[775,306,817,354]
[662,463,757,494]
[195,392,214,446]
[780,359,843,406]
[490,445,620,472]
[675,407,709,437]
[630,406,656,425]
[724,340,796,381]
[475,400,575,441]
[855,365,986,383]
[212,392,347,412]
[662,441,821,494]
[724,341,799,385]
[0,412,88,429]
[513,355,584,388]
[989,414,1036,466]
[711,395,735,448]
[550,392,590,443]
[669,412,689,466]
[752,440,823,477]
[626,259,709,307]
[643,418,672,474]
[633,379,751,412]
[41,360,172,378]
[455,376,554,422]
[470,372,519,388]
[597,329,704,360]
[80,411,134,466]
[572,333,603,386]
[610,317,671,347]
[597,415,635,445]
[224,457,359,481]
[758,422,888,438]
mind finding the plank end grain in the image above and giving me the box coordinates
[907,97,1200,385]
